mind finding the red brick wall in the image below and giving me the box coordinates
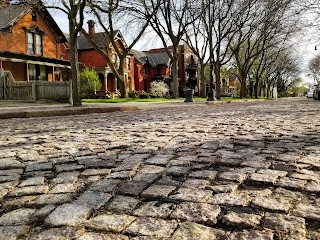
[0,11,63,58]
[78,49,109,67]
[3,61,25,81]
[134,62,145,91]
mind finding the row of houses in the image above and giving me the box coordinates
[0,2,237,101]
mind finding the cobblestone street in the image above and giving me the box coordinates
[0,98,320,239]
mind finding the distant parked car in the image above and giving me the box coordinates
[306,91,314,98]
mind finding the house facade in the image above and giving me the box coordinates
[132,44,199,96]
[0,3,70,82]
[77,20,134,97]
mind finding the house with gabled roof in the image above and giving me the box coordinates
[77,20,134,97]
[0,2,70,83]
[131,44,199,95]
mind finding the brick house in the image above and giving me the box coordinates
[0,2,70,82]
[132,44,199,96]
[77,20,134,97]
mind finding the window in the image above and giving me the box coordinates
[27,32,42,55]
[36,34,42,55]
[32,11,37,22]
[126,57,130,70]
[28,32,34,54]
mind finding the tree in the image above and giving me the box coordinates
[308,54,320,83]
[145,0,200,98]
[230,0,300,98]
[204,0,258,99]
[182,0,210,98]
[17,0,87,106]
[80,0,160,98]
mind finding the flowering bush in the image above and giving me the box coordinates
[150,81,169,98]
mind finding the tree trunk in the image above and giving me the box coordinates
[117,60,128,98]
[239,76,247,99]
[200,63,206,98]
[172,48,179,98]
[214,63,221,99]
[254,82,259,99]
[69,22,81,107]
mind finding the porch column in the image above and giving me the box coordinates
[114,77,117,91]
[26,63,29,82]
[0,60,3,78]
[104,68,108,91]
[52,67,55,81]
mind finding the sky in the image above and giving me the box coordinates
[47,5,319,87]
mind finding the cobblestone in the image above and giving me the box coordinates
[1,99,320,239]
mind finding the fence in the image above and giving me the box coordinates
[0,70,71,102]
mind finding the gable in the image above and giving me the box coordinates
[77,30,128,52]
[0,4,29,30]
[0,3,67,43]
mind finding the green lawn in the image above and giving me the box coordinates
[82,96,271,103]
[82,98,183,103]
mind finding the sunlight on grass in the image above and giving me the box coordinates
[82,96,272,104]
[82,98,183,103]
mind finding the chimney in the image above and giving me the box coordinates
[87,20,95,38]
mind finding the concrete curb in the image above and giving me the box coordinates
[0,106,139,119]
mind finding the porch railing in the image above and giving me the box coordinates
[0,71,71,102]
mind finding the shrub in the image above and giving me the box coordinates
[80,67,101,98]
[138,91,150,99]
[150,81,169,98]
[128,91,138,99]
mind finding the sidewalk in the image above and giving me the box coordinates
[0,101,139,119]
[0,98,269,119]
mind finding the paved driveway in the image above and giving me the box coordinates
[0,98,319,239]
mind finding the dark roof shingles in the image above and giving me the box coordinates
[0,4,29,30]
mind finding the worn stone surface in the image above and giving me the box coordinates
[223,211,262,228]
[19,176,46,187]
[8,185,49,197]
[171,202,220,226]
[210,193,250,207]
[33,193,75,206]
[77,232,129,240]
[73,191,112,209]
[27,227,83,240]
[228,230,273,240]
[251,196,292,212]
[107,195,140,213]
[141,185,176,199]
[85,213,136,232]
[123,217,177,237]
[0,208,36,225]
[0,225,30,239]
[117,180,149,196]
[291,203,320,221]
[206,184,238,193]
[45,204,92,226]
[218,171,247,183]
[133,201,175,218]
[264,213,306,236]
[1,99,320,239]
[169,188,213,202]
[170,221,224,240]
